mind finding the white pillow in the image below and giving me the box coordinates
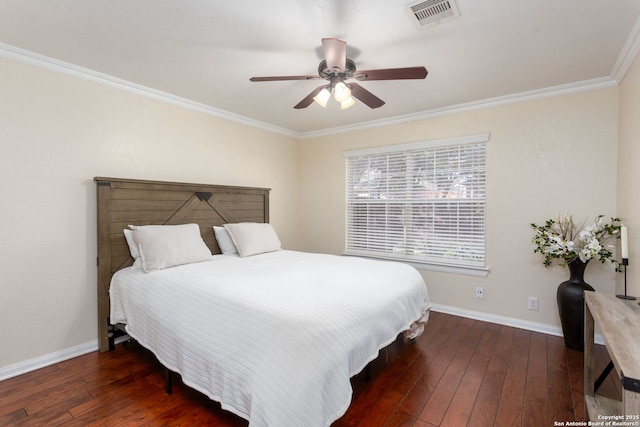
[123,229,142,268]
[213,226,238,255]
[224,222,281,257]
[129,223,212,273]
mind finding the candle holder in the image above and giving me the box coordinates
[616,258,636,300]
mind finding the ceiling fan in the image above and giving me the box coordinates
[249,38,428,110]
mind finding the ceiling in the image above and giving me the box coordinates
[1,0,640,137]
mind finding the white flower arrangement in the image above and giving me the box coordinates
[531,214,621,271]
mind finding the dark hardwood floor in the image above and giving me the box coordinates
[0,311,620,426]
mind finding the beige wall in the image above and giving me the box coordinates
[618,52,640,297]
[1,48,634,373]
[298,88,620,327]
[0,57,300,369]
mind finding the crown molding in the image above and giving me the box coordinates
[301,17,640,139]
[298,77,618,139]
[0,43,299,139]
[611,14,640,84]
[0,40,632,141]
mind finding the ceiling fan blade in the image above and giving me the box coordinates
[353,66,428,81]
[293,85,326,109]
[322,38,347,72]
[349,83,385,109]
[250,75,321,82]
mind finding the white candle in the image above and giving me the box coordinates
[621,224,629,259]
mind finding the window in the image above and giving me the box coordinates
[344,134,488,272]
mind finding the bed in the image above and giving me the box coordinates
[95,177,431,427]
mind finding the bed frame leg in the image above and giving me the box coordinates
[165,368,173,395]
[107,323,115,351]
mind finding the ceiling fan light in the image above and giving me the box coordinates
[341,96,356,110]
[313,87,331,108]
[333,82,351,102]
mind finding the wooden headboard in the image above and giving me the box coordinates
[95,177,270,352]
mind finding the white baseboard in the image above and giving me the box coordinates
[0,341,98,381]
[0,308,600,382]
[0,336,130,382]
[430,303,604,345]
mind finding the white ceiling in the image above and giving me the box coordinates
[1,0,640,137]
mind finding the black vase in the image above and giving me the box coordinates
[556,259,594,351]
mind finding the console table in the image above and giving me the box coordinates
[584,292,640,420]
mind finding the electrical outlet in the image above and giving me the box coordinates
[475,287,484,299]
[528,297,539,311]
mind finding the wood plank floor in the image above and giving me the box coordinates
[0,311,621,426]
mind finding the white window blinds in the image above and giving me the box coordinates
[344,134,488,268]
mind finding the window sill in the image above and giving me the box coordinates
[342,253,490,277]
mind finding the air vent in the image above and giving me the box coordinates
[407,0,460,28]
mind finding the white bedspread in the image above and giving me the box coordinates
[110,250,431,427]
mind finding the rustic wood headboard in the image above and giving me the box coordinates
[95,177,270,352]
